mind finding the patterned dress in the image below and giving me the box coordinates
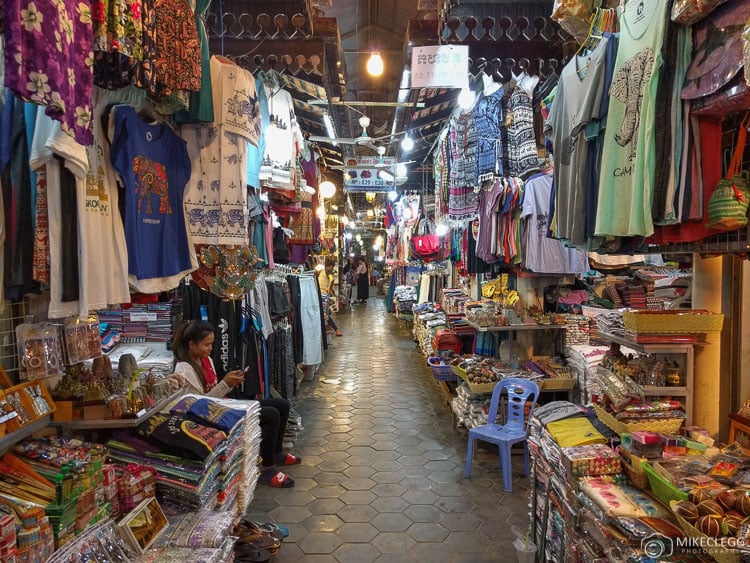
[4,0,94,144]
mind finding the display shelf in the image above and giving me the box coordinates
[0,415,51,453]
[52,388,186,430]
[464,320,565,333]
[642,386,689,397]
[597,332,694,427]
[597,331,694,354]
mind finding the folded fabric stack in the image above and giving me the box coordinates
[564,344,612,404]
[450,383,490,429]
[106,396,247,514]
[441,289,470,314]
[412,305,447,356]
[203,397,262,515]
[596,310,626,339]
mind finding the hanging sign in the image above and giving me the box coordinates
[411,45,469,89]
[344,157,396,192]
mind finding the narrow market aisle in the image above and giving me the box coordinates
[247,294,529,562]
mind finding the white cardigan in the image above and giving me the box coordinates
[174,358,231,398]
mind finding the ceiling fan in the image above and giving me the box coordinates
[308,116,404,151]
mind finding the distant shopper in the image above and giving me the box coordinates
[172,320,301,488]
[370,267,381,286]
[318,265,342,336]
[353,258,369,304]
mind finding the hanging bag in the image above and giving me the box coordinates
[671,0,727,26]
[411,213,441,258]
[707,113,750,231]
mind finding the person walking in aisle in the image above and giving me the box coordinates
[317,262,343,336]
[172,320,301,488]
[353,257,369,304]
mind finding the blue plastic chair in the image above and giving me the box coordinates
[464,377,540,492]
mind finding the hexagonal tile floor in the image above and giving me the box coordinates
[245,295,529,562]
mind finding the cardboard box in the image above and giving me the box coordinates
[116,497,168,554]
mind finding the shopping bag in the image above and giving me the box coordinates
[707,113,750,231]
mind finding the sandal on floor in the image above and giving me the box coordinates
[240,520,288,540]
[335,331,343,337]
[234,544,271,563]
[259,469,295,487]
[275,452,302,466]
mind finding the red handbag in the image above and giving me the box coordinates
[411,215,441,257]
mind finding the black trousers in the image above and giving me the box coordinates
[259,397,290,467]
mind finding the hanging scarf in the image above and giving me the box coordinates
[201,357,218,390]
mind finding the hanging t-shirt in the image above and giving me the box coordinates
[246,77,269,189]
[595,0,670,238]
[506,74,539,178]
[476,180,505,263]
[181,57,259,245]
[521,173,587,274]
[110,105,195,292]
[30,110,80,318]
[260,84,300,192]
[545,37,609,246]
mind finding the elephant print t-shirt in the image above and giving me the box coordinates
[595,0,670,238]
[544,36,609,246]
[110,105,195,292]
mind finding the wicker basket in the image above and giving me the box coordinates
[593,404,684,435]
[621,457,649,490]
[427,358,458,382]
[623,310,724,334]
[670,501,741,563]
[539,378,576,391]
[456,372,498,394]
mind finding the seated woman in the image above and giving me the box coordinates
[172,320,301,488]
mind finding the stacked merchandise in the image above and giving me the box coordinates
[450,383,491,428]
[593,347,686,433]
[146,510,237,560]
[412,304,447,356]
[393,286,417,320]
[634,269,692,309]
[106,396,260,515]
[596,310,626,340]
[10,438,113,549]
[564,344,612,404]
[47,519,133,563]
[0,515,15,562]
[106,344,177,380]
[561,314,590,348]
[616,283,647,309]
[97,304,176,344]
[529,402,687,561]
[441,289,470,314]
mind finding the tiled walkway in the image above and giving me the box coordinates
[246,293,530,562]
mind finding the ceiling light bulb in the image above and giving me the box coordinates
[345,232,353,240]
[401,135,414,152]
[319,180,336,199]
[458,87,475,110]
[367,52,384,77]
[341,216,350,226]
[355,233,362,242]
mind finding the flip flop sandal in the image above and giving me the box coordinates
[236,531,278,551]
[240,520,287,541]
[234,544,271,563]
[261,470,295,488]
[275,453,302,466]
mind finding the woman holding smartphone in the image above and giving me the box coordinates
[172,320,301,488]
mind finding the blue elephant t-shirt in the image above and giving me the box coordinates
[110,106,194,291]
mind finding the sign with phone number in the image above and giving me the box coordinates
[411,45,469,89]
[344,157,396,192]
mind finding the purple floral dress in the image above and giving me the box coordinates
[4,0,94,145]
